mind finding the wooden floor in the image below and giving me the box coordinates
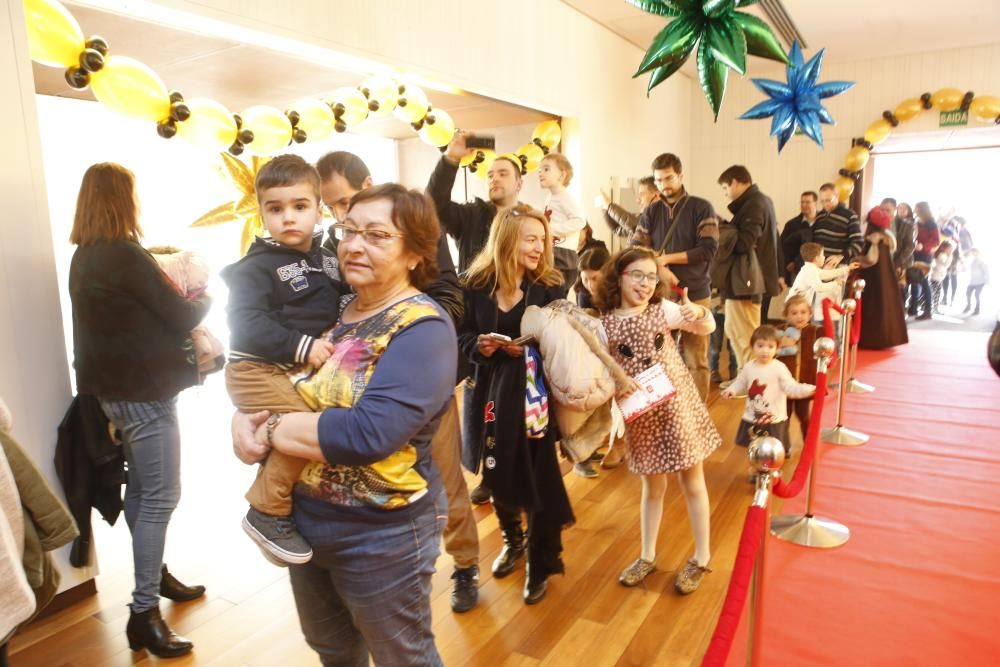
[9,371,796,666]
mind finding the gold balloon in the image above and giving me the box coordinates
[531,120,562,150]
[844,145,871,172]
[894,97,924,122]
[393,86,429,124]
[930,87,963,111]
[863,119,891,146]
[418,108,455,148]
[360,75,398,116]
[835,176,855,203]
[89,56,171,123]
[240,105,293,156]
[176,98,237,151]
[291,97,335,142]
[473,149,497,180]
[24,0,85,68]
[969,95,1000,122]
[517,142,545,172]
[327,87,369,127]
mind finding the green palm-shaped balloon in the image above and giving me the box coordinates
[630,0,789,119]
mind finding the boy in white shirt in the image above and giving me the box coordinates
[787,242,859,321]
[539,153,586,286]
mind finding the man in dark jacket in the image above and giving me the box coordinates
[426,131,523,273]
[780,190,818,284]
[598,176,658,239]
[716,165,780,372]
[629,153,718,400]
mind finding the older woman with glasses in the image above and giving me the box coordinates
[232,184,456,666]
[459,204,573,605]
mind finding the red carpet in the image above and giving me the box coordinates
[724,329,1000,666]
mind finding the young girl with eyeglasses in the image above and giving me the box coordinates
[592,247,721,592]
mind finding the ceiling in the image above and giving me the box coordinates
[31,4,554,139]
[563,0,1000,66]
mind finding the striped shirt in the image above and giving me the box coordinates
[811,205,863,262]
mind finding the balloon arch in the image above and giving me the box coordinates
[831,88,1000,203]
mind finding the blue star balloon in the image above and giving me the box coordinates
[740,41,854,151]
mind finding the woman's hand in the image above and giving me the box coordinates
[501,344,524,358]
[232,410,271,464]
[476,334,504,358]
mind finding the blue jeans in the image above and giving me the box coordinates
[709,310,737,378]
[99,398,181,612]
[290,491,446,667]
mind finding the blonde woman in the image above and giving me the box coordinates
[459,205,572,604]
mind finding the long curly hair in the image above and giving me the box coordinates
[592,247,667,312]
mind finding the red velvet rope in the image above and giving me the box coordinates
[701,505,767,667]
[850,295,862,346]
[772,369,828,498]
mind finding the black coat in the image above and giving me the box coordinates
[426,157,497,273]
[54,394,125,567]
[69,240,210,401]
[725,184,781,297]
[780,214,813,283]
[458,279,566,474]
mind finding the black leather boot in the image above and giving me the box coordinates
[126,606,193,658]
[491,526,526,578]
[159,565,206,602]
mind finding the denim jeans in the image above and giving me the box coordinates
[709,310,737,379]
[290,491,446,667]
[99,398,181,613]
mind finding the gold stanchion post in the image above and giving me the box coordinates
[845,279,875,393]
[822,299,869,446]
[771,337,851,548]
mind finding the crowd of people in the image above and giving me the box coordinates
[64,132,987,664]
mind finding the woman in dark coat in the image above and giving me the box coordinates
[857,208,908,349]
[459,205,572,605]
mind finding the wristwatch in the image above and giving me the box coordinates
[265,412,283,447]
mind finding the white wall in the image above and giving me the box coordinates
[1,1,91,590]
[687,43,1000,225]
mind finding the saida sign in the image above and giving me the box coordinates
[940,109,969,127]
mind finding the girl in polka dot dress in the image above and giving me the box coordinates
[594,247,722,592]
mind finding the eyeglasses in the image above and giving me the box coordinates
[332,223,404,246]
[621,270,660,285]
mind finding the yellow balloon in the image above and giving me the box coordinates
[969,95,1000,122]
[418,108,455,148]
[89,56,171,123]
[894,97,924,122]
[862,118,892,146]
[240,105,292,156]
[393,86,429,124]
[517,142,545,173]
[327,87,369,127]
[176,98,237,151]
[360,75,398,116]
[844,145,871,173]
[930,87,963,111]
[291,98,335,142]
[531,120,562,150]
[473,149,497,180]
[835,176,855,203]
[24,0,85,68]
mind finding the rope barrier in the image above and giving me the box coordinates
[772,369,828,499]
[850,295,862,346]
[701,505,768,667]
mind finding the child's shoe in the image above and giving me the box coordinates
[619,558,656,587]
[242,507,313,565]
[675,558,712,595]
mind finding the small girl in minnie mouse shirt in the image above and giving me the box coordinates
[721,324,815,462]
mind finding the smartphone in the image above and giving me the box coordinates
[466,135,496,150]
[486,333,512,343]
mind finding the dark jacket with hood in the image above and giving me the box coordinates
[426,157,497,273]
[719,184,781,299]
[221,233,342,366]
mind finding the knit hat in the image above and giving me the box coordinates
[866,207,891,229]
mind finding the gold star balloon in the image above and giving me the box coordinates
[190,153,270,256]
